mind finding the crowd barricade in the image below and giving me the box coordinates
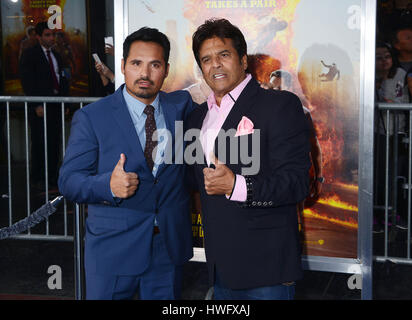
[0,96,99,299]
[374,103,412,265]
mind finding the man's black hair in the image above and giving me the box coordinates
[192,18,247,69]
[123,27,170,64]
[376,41,399,79]
[35,22,50,37]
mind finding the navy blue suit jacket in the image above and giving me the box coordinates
[187,78,311,289]
[58,85,194,275]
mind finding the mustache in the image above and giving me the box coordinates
[134,77,154,85]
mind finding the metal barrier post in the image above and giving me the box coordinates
[6,102,12,227]
[385,110,390,257]
[408,111,412,259]
[392,113,399,232]
[0,96,100,300]
[74,203,85,300]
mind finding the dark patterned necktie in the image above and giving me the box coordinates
[143,105,158,171]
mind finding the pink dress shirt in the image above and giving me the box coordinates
[200,74,252,202]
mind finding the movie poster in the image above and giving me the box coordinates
[128,0,361,258]
[1,0,89,96]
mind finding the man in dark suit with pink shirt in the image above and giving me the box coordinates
[186,18,311,300]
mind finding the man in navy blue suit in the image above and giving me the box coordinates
[58,28,194,299]
[187,18,311,300]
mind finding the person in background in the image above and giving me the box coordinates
[374,41,409,232]
[95,61,115,95]
[19,22,69,190]
[95,41,116,95]
[376,42,409,104]
[392,27,412,73]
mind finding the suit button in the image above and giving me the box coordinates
[252,201,257,206]
[257,202,262,206]
[263,202,267,206]
[269,201,273,206]
[154,178,159,185]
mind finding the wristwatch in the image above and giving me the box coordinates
[316,176,325,183]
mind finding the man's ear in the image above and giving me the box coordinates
[165,63,170,78]
[241,55,248,71]
[121,59,125,75]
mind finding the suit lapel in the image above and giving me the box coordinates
[214,78,259,161]
[196,103,209,130]
[220,78,259,133]
[159,92,176,142]
[35,45,53,83]
[36,45,65,94]
[110,86,152,178]
[52,49,63,73]
[37,45,60,75]
[196,103,209,168]
[156,92,177,175]
[36,45,49,67]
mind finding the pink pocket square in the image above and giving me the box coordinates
[235,116,254,137]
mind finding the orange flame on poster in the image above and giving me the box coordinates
[317,195,358,213]
[313,120,345,183]
[335,183,359,192]
[303,208,358,229]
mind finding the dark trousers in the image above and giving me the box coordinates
[85,232,183,300]
[213,270,295,300]
[30,105,62,186]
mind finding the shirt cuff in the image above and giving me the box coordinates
[110,188,121,205]
[226,174,247,202]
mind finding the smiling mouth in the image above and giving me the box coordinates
[213,73,226,79]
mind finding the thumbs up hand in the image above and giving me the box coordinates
[110,153,139,198]
[203,152,235,196]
